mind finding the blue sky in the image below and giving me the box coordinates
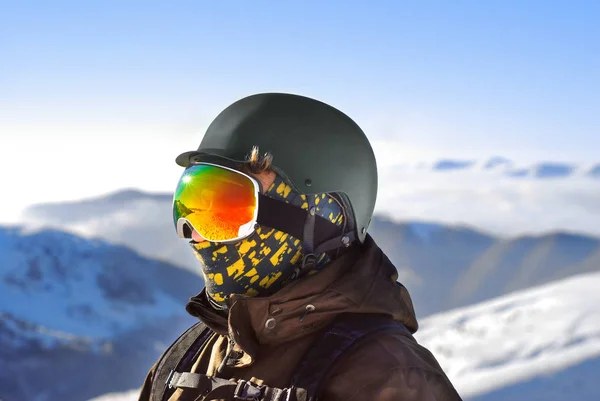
[1,1,599,221]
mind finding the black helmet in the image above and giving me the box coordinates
[176,93,377,243]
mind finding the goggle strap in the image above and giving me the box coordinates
[301,208,317,271]
[314,231,357,255]
[302,207,316,255]
[257,194,343,249]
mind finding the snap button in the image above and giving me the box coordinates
[300,304,316,322]
[265,318,277,329]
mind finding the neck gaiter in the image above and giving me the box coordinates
[190,174,346,309]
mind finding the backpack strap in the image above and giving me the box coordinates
[163,313,409,401]
[150,321,212,401]
[167,374,306,401]
[291,313,412,401]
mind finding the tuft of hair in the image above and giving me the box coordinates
[245,146,274,174]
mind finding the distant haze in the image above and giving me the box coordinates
[5,156,600,238]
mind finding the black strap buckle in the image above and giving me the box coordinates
[301,253,317,270]
[234,379,264,400]
[282,387,294,401]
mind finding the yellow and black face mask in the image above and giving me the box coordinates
[190,174,346,309]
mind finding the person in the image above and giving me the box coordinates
[138,93,463,401]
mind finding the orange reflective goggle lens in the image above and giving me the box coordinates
[172,163,259,242]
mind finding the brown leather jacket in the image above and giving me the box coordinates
[138,236,462,401]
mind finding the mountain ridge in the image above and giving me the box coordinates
[22,190,600,318]
[0,226,201,401]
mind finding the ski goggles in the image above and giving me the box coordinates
[173,163,260,242]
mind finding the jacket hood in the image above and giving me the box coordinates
[186,235,418,361]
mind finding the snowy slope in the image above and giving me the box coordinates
[88,389,141,401]
[0,226,202,401]
[0,226,202,338]
[88,271,600,401]
[370,217,600,316]
[415,271,600,400]
[22,189,199,274]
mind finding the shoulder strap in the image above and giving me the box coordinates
[167,374,306,401]
[292,313,412,401]
[150,321,212,401]
[162,314,409,401]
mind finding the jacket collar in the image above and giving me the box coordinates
[186,235,418,362]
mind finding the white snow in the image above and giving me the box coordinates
[415,271,600,399]
[87,389,140,401]
[0,227,189,340]
[21,195,199,274]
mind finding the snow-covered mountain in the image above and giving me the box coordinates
[22,189,197,274]
[371,218,600,316]
[588,164,600,178]
[417,271,600,400]
[3,212,598,401]
[483,160,580,179]
[88,389,141,401]
[369,152,600,180]
[88,271,600,401]
[23,190,600,317]
[414,157,598,180]
[0,226,201,401]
